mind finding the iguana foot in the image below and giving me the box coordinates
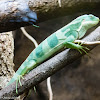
[16,75,24,94]
[77,44,90,58]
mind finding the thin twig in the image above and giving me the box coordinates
[47,77,53,100]
[58,0,61,7]
[74,40,100,45]
[20,27,38,47]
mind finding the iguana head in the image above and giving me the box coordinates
[74,14,99,38]
[75,14,99,26]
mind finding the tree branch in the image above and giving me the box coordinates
[30,0,100,22]
[0,0,99,32]
[0,26,100,99]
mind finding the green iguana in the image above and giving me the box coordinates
[7,14,99,93]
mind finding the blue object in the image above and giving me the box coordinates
[9,19,15,22]
[16,19,22,22]
[29,19,36,23]
[22,16,29,22]
[9,1,37,24]
[27,11,37,21]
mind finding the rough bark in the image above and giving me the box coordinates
[0,32,30,100]
[0,0,99,32]
[0,26,100,99]
[0,32,14,89]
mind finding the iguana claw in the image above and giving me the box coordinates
[16,75,24,94]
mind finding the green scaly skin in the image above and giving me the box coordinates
[7,14,99,93]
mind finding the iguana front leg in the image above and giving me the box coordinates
[64,41,89,54]
[63,36,89,54]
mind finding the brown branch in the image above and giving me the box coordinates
[0,26,100,99]
[0,0,99,32]
[30,0,100,22]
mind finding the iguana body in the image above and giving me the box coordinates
[7,14,99,93]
